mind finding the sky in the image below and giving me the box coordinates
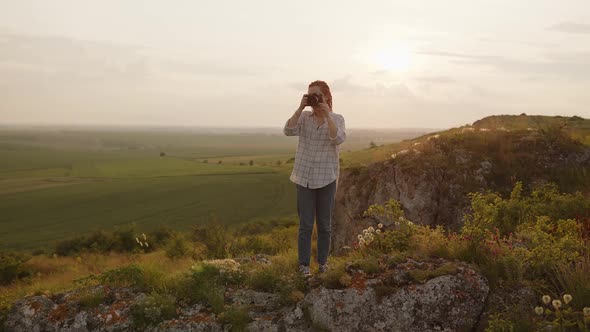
[0,0,589,129]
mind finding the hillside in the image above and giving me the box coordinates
[340,114,590,168]
[2,114,590,331]
[333,115,590,253]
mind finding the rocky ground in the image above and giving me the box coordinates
[4,256,491,332]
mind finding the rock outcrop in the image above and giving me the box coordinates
[331,130,590,253]
[4,258,489,332]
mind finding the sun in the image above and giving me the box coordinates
[372,44,412,71]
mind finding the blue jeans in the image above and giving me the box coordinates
[296,180,337,266]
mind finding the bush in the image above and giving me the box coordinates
[247,267,282,293]
[165,233,190,259]
[54,223,171,256]
[192,216,231,259]
[0,251,31,285]
[219,305,252,331]
[77,287,105,309]
[361,199,415,253]
[96,264,148,291]
[130,292,177,328]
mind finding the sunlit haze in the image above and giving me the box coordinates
[1,0,589,128]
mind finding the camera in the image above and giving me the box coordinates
[306,93,324,107]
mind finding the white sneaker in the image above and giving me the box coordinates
[299,265,311,277]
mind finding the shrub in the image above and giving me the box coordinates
[130,292,177,328]
[192,216,231,259]
[165,233,190,259]
[77,287,105,309]
[219,305,252,331]
[360,199,415,253]
[0,251,31,285]
[96,264,148,291]
[247,267,282,293]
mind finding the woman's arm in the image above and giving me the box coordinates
[284,109,304,136]
[327,113,346,145]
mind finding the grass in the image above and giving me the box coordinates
[0,126,419,252]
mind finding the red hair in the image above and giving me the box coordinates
[308,80,333,109]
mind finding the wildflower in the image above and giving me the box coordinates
[542,295,551,304]
[563,294,572,304]
[377,223,383,229]
[368,226,375,233]
[359,238,366,244]
[136,237,140,244]
[583,307,590,316]
[145,242,149,248]
[534,306,544,315]
[552,299,562,310]
[142,233,147,240]
[139,241,144,247]
[398,217,403,221]
[376,229,381,234]
[358,234,363,240]
[363,229,368,235]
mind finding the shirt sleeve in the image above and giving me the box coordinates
[283,112,305,136]
[329,113,346,145]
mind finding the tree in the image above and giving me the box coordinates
[203,159,208,163]
[159,152,166,157]
[369,140,377,149]
[249,160,254,166]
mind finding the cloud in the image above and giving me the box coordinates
[415,48,590,80]
[477,37,557,48]
[548,22,590,34]
[413,76,456,84]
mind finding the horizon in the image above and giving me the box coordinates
[1,1,590,128]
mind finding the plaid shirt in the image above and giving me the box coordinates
[283,110,346,189]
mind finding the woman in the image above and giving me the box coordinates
[283,80,346,277]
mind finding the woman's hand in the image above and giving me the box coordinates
[297,94,308,112]
[315,102,331,118]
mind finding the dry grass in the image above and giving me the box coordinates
[0,250,195,316]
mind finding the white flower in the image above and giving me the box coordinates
[377,223,383,229]
[359,238,365,243]
[583,307,590,316]
[552,299,562,310]
[358,234,363,239]
[542,295,551,305]
[534,306,544,315]
[363,229,368,234]
[136,237,140,244]
[563,294,572,304]
[376,229,381,234]
[145,242,149,248]
[142,233,147,240]
[368,226,375,233]
[139,241,144,247]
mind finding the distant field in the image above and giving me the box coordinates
[0,126,429,250]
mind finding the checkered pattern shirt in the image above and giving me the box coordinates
[283,110,346,189]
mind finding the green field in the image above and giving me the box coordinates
[0,126,426,250]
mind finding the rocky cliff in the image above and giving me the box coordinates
[332,128,590,253]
